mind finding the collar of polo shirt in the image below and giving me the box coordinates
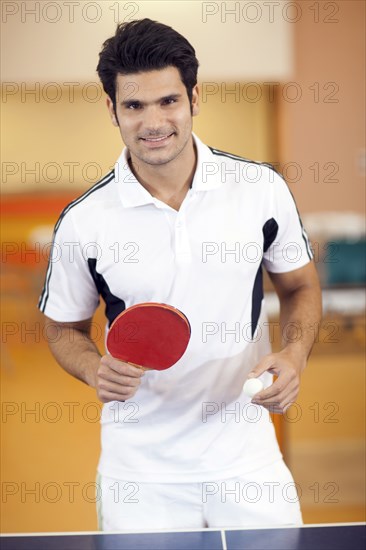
[114,133,222,208]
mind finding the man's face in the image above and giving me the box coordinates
[106,66,199,169]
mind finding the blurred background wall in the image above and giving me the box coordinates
[1,0,365,533]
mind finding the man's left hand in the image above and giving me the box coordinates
[247,349,306,414]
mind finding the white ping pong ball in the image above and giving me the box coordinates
[243,378,264,398]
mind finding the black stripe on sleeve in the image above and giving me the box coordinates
[263,218,279,252]
[87,259,126,327]
[251,266,263,339]
[251,218,279,339]
[252,214,309,338]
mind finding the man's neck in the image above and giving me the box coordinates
[128,139,197,211]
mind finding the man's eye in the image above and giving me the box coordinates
[126,102,141,110]
[162,98,177,105]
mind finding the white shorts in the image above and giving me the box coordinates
[96,459,303,531]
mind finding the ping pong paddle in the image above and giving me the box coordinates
[106,302,191,370]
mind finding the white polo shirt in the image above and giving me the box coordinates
[39,134,313,483]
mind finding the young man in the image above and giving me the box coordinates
[39,19,322,530]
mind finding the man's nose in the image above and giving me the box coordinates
[143,105,165,133]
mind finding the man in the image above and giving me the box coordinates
[39,19,322,530]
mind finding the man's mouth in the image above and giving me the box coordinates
[140,132,175,142]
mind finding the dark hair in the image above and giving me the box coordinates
[97,19,199,113]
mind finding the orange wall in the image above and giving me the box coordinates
[278,1,365,213]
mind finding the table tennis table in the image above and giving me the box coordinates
[1,523,365,549]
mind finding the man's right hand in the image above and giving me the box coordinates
[96,355,145,403]
[43,317,144,402]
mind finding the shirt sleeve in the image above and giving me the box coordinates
[38,208,100,322]
[262,170,313,273]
